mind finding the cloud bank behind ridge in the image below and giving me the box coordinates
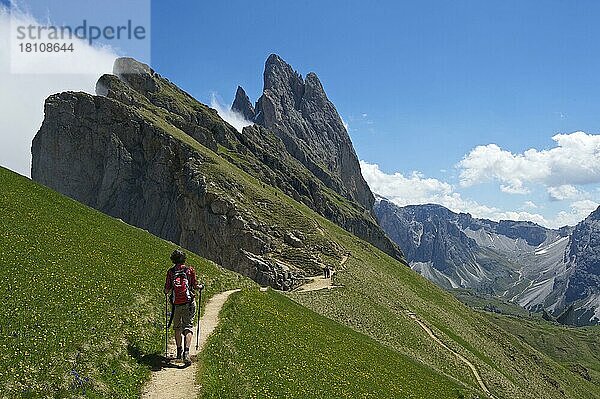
[0,6,117,177]
[360,160,559,227]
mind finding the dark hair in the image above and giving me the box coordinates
[170,249,186,264]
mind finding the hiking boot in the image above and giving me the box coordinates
[183,350,191,366]
[176,347,183,359]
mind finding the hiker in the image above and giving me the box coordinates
[164,249,203,366]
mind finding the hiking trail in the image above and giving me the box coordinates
[142,289,241,399]
[293,254,349,293]
[407,311,495,398]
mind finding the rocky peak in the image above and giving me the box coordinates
[253,54,375,212]
[303,72,328,104]
[262,54,305,103]
[231,86,256,121]
[105,56,402,262]
[33,56,406,290]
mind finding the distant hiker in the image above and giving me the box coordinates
[164,249,203,366]
[322,266,328,278]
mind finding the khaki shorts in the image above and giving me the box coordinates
[172,301,196,333]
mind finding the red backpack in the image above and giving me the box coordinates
[171,266,193,305]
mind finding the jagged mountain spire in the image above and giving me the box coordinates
[253,54,374,211]
[231,86,256,121]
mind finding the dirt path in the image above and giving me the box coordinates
[407,312,495,398]
[294,275,339,292]
[142,289,241,399]
[293,253,349,293]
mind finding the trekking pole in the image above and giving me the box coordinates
[164,293,168,359]
[196,287,202,351]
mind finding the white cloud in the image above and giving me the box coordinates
[458,132,600,193]
[209,93,252,133]
[361,160,547,222]
[361,160,598,229]
[0,6,117,177]
[500,182,530,195]
[547,185,580,201]
[552,200,599,227]
[360,161,453,206]
[571,199,599,214]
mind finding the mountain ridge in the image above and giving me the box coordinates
[374,196,599,325]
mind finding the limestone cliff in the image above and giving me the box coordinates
[32,90,298,289]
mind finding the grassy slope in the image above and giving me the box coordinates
[451,289,532,318]
[0,164,471,399]
[0,167,251,397]
[198,289,474,399]
[487,313,600,383]
[289,224,600,399]
[133,100,600,398]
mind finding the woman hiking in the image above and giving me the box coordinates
[164,249,203,366]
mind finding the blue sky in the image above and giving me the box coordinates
[2,0,600,227]
[151,0,600,162]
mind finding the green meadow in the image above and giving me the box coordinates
[0,167,248,397]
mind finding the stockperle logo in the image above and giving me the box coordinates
[6,0,151,74]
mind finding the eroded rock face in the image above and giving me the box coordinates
[230,55,404,261]
[375,197,600,325]
[376,203,479,273]
[565,207,600,299]
[32,91,297,290]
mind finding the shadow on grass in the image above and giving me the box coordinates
[127,344,190,371]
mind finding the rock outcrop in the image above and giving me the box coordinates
[32,90,296,289]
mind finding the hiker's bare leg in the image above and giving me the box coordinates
[181,330,194,365]
[184,330,193,348]
[174,328,182,348]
